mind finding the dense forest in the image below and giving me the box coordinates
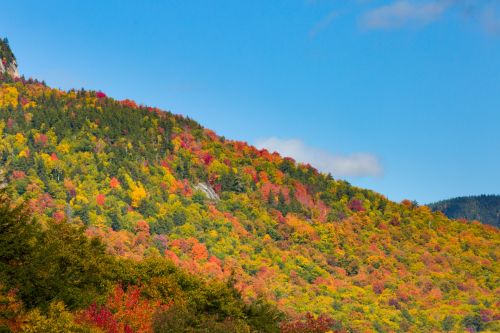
[0,187,286,332]
[0,39,499,332]
[429,195,500,228]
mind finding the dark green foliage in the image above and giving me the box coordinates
[31,94,173,163]
[0,38,15,66]
[277,190,288,215]
[173,208,187,226]
[244,299,284,333]
[150,218,174,234]
[441,315,455,331]
[152,303,249,333]
[429,195,500,227]
[267,191,275,206]
[192,190,206,205]
[461,314,484,332]
[219,170,245,193]
[0,190,112,310]
[0,189,38,287]
[151,291,282,333]
[20,222,113,309]
[0,89,175,185]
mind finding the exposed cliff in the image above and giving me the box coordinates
[0,38,20,78]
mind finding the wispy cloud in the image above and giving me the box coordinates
[360,0,452,30]
[308,1,500,36]
[309,10,340,38]
[255,137,383,178]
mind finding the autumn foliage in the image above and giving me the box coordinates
[79,285,161,333]
[0,58,499,332]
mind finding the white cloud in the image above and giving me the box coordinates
[308,1,500,36]
[254,137,383,178]
[360,0,452,30]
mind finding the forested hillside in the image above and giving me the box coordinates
[0,40,499,332]
[429,195,500,228]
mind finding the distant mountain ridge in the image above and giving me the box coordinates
[429,195,500,228]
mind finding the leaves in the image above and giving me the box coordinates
[0,74,498,332]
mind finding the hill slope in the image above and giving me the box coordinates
[429,195,500,228]
[0,41,499,332]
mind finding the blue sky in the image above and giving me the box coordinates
[2,0,499,203]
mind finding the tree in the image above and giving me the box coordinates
[347,198,365,212]
[0,189,39,290]
[267,190,275,206]
[0,189,113,310]
[462,314,484,332]
[130,183,147,208]
[96,193,106,206]
[21,302,91,333]
[277,190,288,215]
[441,315,455,332]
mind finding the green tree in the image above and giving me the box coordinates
[0,188,113,310]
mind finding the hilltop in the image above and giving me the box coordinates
[0,40,499,332]
[429,195,500,228]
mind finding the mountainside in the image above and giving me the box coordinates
[0,38,19,78]
[429,195,500,228]
[0,41,499,332]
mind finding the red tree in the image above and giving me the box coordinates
[96,194,106,206]
[347,199,365,212]
[96,91,107,99]
[110,177,121,189]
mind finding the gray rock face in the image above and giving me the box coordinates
[7,61,20,78]
[0,38,19,78]
[194,182,220,201]
[0,60,19,78]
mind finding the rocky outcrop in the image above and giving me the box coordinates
[0,60,20,78]
[194,182,220,201]
[0,38,20,79]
